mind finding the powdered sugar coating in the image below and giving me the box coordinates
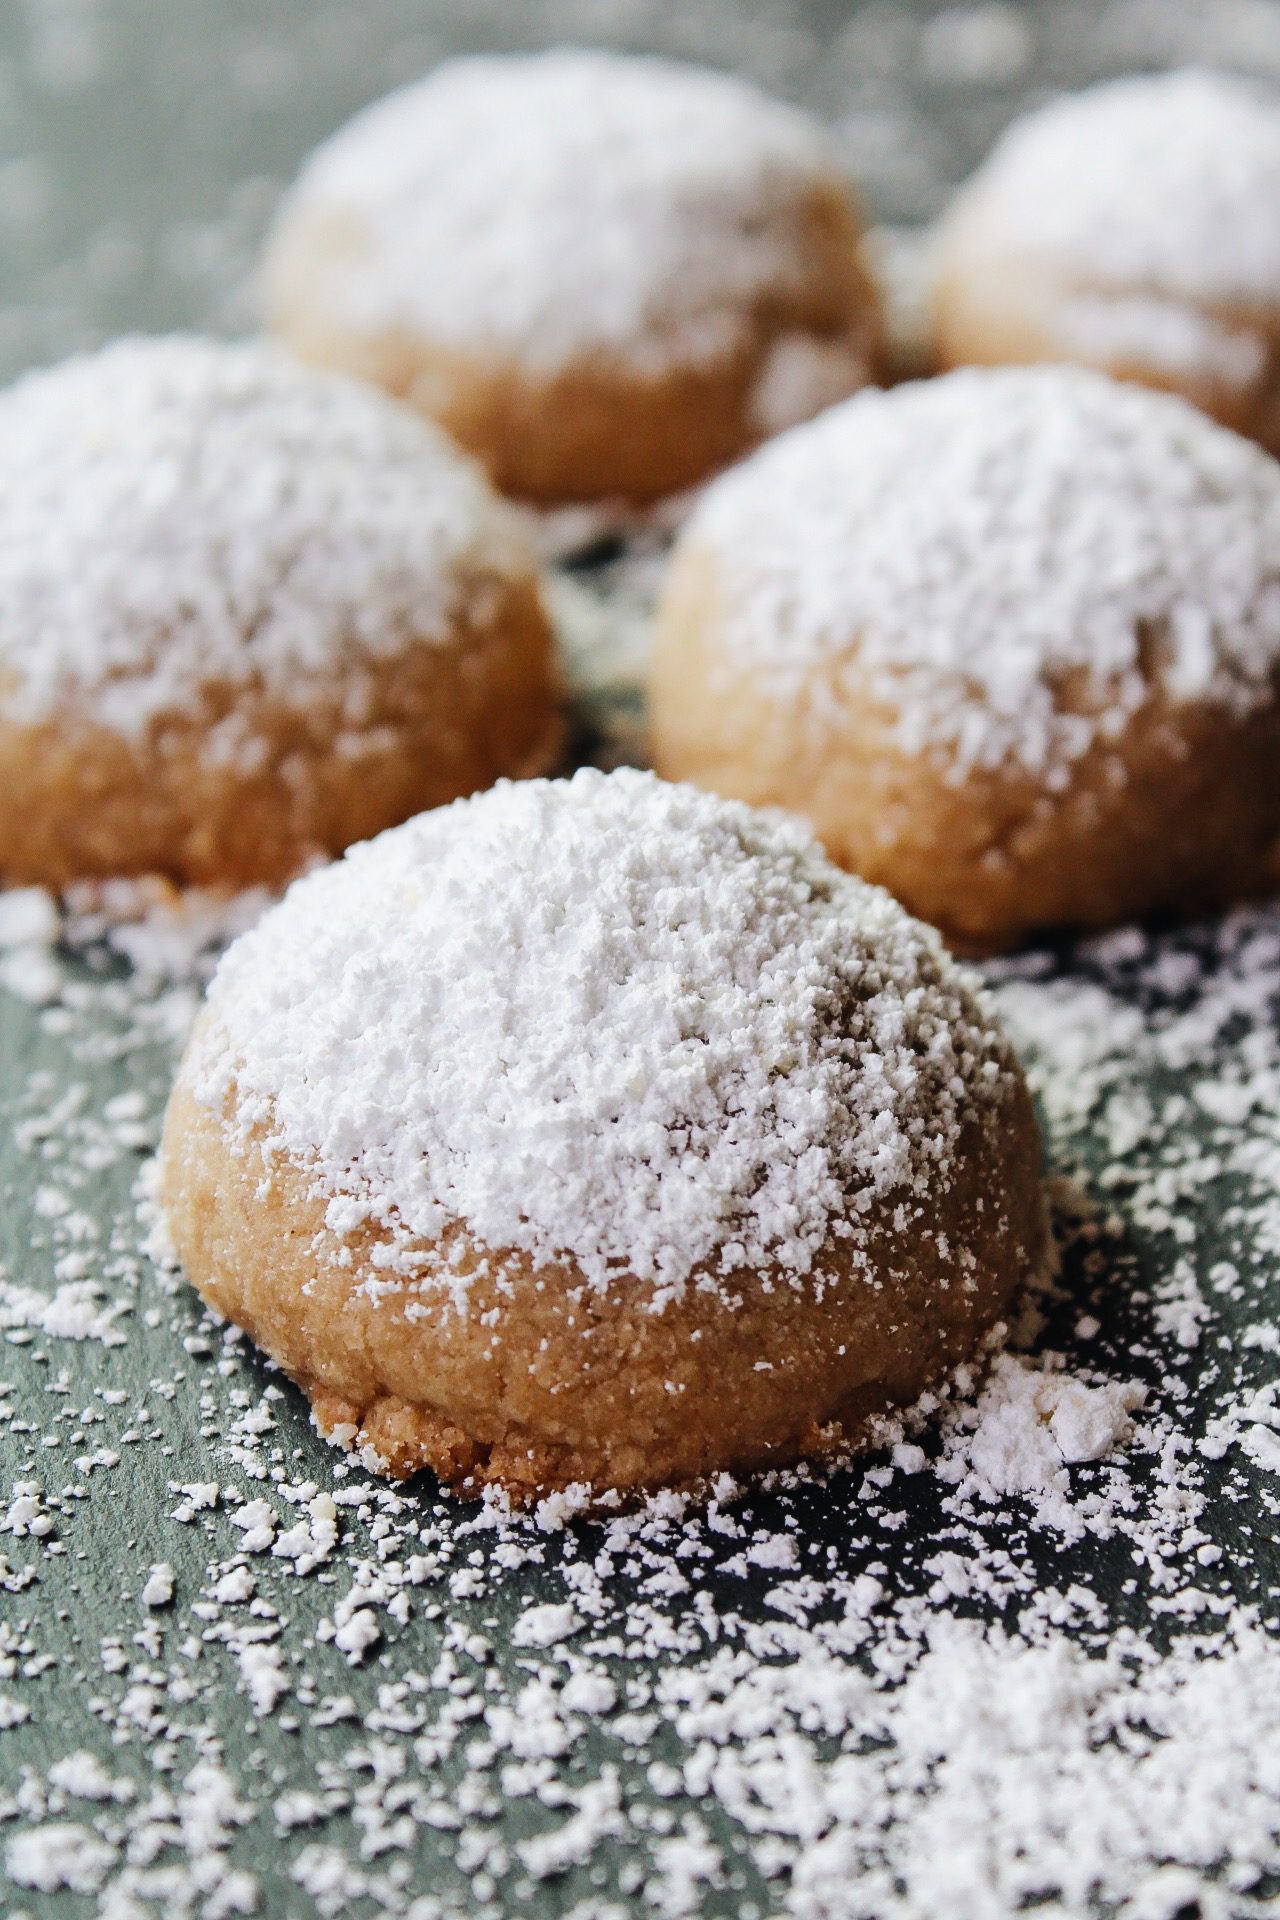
[1052,292,1270,386]
[950,69,1280,309]
[684,365,1280,782]
[272,49,850,375]
[190,769,1017,1306]
[0,336,533,737]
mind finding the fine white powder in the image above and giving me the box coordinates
[685,365,1280,782]
[190,768,1015,1305]
[0,335,530,739]
[953,69,1280,308]
[274,49,846,374]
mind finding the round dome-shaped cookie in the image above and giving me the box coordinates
[263,49,882,505]
[0,336,558,889]
[650,366,1280,951]
[932,71,1280,452]
[158,768,1045,1500]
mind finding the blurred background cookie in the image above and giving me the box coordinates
[0,335,558,889]
[651,365,1280,950]
[931,70,1280,451]
[262,48,883,505]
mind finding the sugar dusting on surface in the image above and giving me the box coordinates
[684,364,1280,785]
[271,49,851,374]
[949,68,1280,307]
[1,826,1280,1914]
[0,336,531,740]
[187,768,1017,1308]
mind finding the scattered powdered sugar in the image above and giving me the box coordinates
[0,335,532,740]
[189,768,1016,1305]
[778,1621,1280,1919]
[61,877,278,986]
[0,889,60,952]
[272,49,849,374]
[950,68,1280,308]
[0,887,63,1008]
[0,1277,130,1347]
[685,365,1280,783]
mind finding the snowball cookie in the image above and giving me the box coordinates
[651,366,1280,951]
[262,49,882,505]
[932,71,1280,452]
[158,768,1045,1500]
[0,336,557,890]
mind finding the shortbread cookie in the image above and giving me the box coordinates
[932,71,1280,451]
[0,337,557,888]
[651,366,1280,950]
[263,49,882,504]
[159,769,1045,1499]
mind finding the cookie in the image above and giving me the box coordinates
[0,337,558,888]
[158,768,1045,1500]
[650,366,1280,950]
[931,71,1280,451]
[263,49,882,504]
